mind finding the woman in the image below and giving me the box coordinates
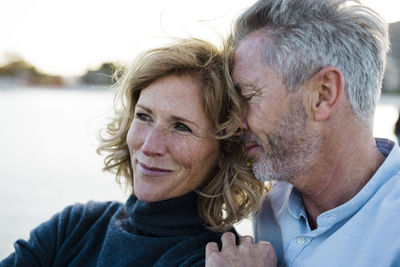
[1,39,265,266]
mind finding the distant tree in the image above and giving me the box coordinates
[0,53,64,86]
[0,54,40,78]
[81,62,124,85]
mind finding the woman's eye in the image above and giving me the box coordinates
[135,113,151,122]
[174,122,192,133]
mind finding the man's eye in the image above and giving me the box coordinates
[243,95,254,101]
[135,113,151,121]
[174,122,192,133]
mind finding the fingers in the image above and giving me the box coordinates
[206,233,238,267]
[221,231,237,248]
[238,236,253,258]
[239,235,254,245]
[256,241,277,266]
[206,242,219,260]
[205,233,277,267]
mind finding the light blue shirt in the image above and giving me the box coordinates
[254,138,400,267]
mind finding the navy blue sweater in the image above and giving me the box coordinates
[1,192,231,267]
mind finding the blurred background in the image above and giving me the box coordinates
[1,0,400,259]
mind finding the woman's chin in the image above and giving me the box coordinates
[135,191,166,203]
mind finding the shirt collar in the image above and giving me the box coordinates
[288,186,307,220]
[286,138,399,224]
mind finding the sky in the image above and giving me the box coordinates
[1,0,399,76]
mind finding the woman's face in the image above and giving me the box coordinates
[127,74,220,202]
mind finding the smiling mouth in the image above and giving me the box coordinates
[245,142,261,157]
[246,142,259,150]
[138,162,173,176]
[246,142,257,149]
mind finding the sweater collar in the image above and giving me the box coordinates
[125,191,209,237]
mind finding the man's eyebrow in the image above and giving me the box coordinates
[236,83,257,94]
[234,82,251,91]
[235,79,256,88]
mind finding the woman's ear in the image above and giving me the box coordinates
[308,66,345,121]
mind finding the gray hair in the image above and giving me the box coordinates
[232,0,390,125]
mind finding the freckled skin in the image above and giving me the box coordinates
[126,74,220,202]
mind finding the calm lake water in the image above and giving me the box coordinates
[0,87,399,259]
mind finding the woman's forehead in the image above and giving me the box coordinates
[137,75,208,120]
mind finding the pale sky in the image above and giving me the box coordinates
[1,0,399,76]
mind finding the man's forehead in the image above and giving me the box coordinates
[235,34,265,62]
[232,38,265,88]
[233,32,269,79]
[235,29,270,55]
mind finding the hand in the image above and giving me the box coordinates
[206,232,277,267]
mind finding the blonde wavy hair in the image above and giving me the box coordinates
[97,38,266,232]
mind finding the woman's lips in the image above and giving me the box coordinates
[138,162,173,176]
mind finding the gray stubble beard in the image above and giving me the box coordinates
[251,96,321,183]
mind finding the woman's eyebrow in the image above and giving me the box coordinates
[171,115,199,129]
[137,104,201,129]
[136,104,152,114]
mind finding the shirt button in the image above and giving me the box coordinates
[297,236,306,245]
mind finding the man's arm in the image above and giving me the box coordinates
[205,232,277,267]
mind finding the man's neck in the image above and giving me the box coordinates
[291,134,385,230]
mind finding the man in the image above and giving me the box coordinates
[206,0,400,266]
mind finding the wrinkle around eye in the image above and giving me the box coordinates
[242,94,254,101]
[170,126,214,140]
[174,122,192,133]
[243,86,265,101]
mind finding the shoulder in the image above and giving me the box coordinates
[175,230,232,267]
[372,172,400,218]
[60,200,123,224]
[35,199,125,243]
[156,229,233,267]
[367,144,400,213]
[1,200,125,266]
[52,200,124,239]
[23,200,124,235]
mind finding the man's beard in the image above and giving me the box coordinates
[248,97,321,182]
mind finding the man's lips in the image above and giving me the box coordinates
[246,143,261,157]
[138,162,173,176]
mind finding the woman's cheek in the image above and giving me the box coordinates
[168,135,200,165]
[127,122,147,152]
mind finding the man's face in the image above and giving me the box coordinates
[232,31,321,182]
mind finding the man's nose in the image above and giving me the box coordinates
[240,104,249,131]
[141,128,167,157]
[230,106,249,137]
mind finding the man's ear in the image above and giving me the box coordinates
[308,66,344,121]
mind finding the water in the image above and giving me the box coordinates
[0,87,399,259]
[0,87,124,258]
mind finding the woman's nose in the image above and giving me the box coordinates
[141,128,167,157]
